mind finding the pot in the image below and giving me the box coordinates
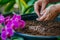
[14,13,60,40]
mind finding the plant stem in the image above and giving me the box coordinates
[15,0,22,14]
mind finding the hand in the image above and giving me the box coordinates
[37,4,59,21]
[34,0,49,17]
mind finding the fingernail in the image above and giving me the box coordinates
[36,18,39,21]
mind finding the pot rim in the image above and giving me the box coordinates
[15,32,60,38]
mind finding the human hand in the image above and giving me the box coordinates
[36,4,59,21]
[34,0,49,17]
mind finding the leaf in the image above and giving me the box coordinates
[4,0,15,13]
[15,0,22,14]
[57,37,60,40]
[23,5,33,14]
[15,0,29,14]
[24,0,30,3]
[22,0,36,14]
[0,0,11,6]
[27,0,37,5]
[20,0,28,8]
[12,36,24,40]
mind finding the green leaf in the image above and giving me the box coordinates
[4,0,15,13]
[24,0,30,3]
[15,0,22,14]
[23,0,36,14]
[12,38,24,40]
[27,0,37,5]
[12,36,24,40]
[57,37,60,40]
[0,0,11,6]
[23,5,33,14]
[15,0,29,14]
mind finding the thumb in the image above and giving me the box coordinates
[36,9,46,21]
[40,9,46,15]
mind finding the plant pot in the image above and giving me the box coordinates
[0,13,60,40]
[14,13,60,40]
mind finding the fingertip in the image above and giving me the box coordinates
[36,18,43,21]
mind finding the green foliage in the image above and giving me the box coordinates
[0,0,37,15]
[4,0,15,13]
[0,0,12,6]
[12,37,24,40]
[11,34,24,40]
[57,37,60,40]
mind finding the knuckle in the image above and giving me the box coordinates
[46,4,56,13]
[55,3,60,8]
[48,4,55,9]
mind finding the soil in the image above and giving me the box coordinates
[16,20,60,36]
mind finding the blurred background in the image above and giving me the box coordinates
[0,0,37,15]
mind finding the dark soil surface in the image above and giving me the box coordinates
[16,20,60,36]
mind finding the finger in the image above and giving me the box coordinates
[50,13,58,20]
[37,16,46,21]
[34,1,41,17]
[40,0,48,13]
[40,9,46,15]
[36,10,47,21]
[43,5,55,21]
[44,14,51,21]
[44,11,56,21]
[44,12,58,21]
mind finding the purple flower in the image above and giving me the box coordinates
[1,14,26,40]
[12,20,25,29]
[1,27,14,40]
[12,14,21,21]
[5,20,13,28]
[1,28,6,40]
[6,27,14,37]
[0,14,5,23]
[5,16,11,25]
[5,14,25,29]
[12,20,19,29]
[19,20,25,28]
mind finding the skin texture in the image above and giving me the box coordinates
[34,0,48,17]
[34,0,60,21]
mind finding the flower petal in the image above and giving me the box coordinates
[6,28,14,37]
[12,14,21,21]
[1,28,6,40]
[0,14,5,23]
[19,20,25,28]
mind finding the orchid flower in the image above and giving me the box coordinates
[0,14,25,40]
[1,28,6,40]
[1,27,14,40]
[5,14,25,29]
[5,16,11,25]
[0,14,5,24]
[18,20,25,28]
[12,14,21,21]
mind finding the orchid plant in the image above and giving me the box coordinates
[0,13,25,40]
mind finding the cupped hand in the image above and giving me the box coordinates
[37,4,59,21]
[34,0,48,17]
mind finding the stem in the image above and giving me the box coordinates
[15,0,22,14]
